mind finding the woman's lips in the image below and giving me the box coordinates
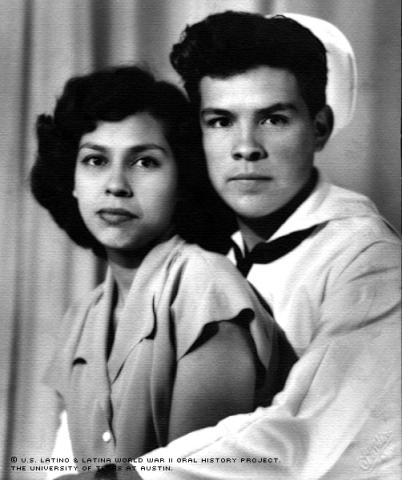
[97,208,137,225]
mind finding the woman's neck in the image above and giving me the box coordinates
[106,249,145,316]
[110,262,138,309]
[103,251,146,358]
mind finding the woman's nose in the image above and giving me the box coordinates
[231,127,267,161]
[105,167,133,197]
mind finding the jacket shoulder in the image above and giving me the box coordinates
[168,241,239,278]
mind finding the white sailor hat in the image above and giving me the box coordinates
[266,13,357,135]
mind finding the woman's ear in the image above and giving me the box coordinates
[72,189,77,199]
[314,105,334,151]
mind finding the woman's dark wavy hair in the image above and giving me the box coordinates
[31,65,230,257]
[170,11,328,117]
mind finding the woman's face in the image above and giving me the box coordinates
[73,112,178,257]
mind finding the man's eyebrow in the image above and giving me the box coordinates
[200,103,298,116]
[78,142,168,154]
[258,103,298,114]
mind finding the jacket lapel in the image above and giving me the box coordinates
[72,272,114,415]
[107,235,183,384]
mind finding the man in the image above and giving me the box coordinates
[61,11,400,480]
[138,11,400,479]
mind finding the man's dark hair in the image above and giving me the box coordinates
[170,11,328,117]
[30,65,215,257]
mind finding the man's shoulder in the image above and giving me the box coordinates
[324,181,380,216]
[307,177,399,243]
[323,208,399,242]
[313,216,400,278]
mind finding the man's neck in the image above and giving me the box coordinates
[238,168,318,251]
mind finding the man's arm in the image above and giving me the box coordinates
[137,240,401,479]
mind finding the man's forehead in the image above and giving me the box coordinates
[199,66,302,110]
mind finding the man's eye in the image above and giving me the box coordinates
[205,117,232,128]
[81,155,107,167]
[261,115,289,126]
[135,157,158,168]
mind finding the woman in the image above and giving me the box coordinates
[31,65,294,467]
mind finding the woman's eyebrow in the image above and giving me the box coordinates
[78,142,107,152]
[78,142,168,154]
[200,108,232,117]
[129,144,169,154]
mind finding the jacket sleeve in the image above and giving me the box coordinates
[137,240,401,480]
[169,249,282,375]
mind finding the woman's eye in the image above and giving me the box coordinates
[81,155,107,167]
[205,117,232,128]
[135,157,158,168]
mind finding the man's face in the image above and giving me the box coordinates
[200,66,322,219]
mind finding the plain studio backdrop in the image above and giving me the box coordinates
[0,0,400,478]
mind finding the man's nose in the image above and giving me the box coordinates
[231,127,267,161]
[105,166,133,197]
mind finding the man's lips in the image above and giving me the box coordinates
[97,208,137,224]
[229,173,273,182]
[227,174,273,193]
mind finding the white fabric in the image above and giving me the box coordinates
[267,13,358,135]
[46,412,76,479]
[139,174,401,479]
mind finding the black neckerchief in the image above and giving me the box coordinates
[233,168,319,277]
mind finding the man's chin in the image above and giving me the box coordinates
[226,199,281,220]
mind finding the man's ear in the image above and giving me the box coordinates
[314,105,334,151]
[72,189,77,198]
